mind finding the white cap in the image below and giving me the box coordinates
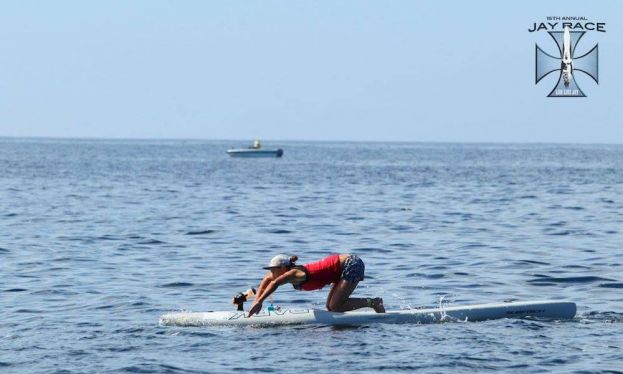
[263,254,292,269]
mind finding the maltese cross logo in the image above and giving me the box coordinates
[535,26,599,97]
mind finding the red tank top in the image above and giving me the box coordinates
[295,254,342,291]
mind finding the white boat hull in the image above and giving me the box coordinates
[160,300,576,327]
[226,149,283,158]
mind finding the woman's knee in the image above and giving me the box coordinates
[326,300,334,311]
[327,299,342,312]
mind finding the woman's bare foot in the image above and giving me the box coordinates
[372,297,385,313]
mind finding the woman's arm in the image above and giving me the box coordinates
[247,269,304,317]
[254,272,273,302]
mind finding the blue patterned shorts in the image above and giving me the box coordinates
[341,255,365,283]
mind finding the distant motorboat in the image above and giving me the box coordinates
[226,139,283,158]
[226,148,284,158]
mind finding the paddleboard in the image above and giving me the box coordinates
[160,300,576,327]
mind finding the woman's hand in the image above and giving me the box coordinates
[247,302,263,317]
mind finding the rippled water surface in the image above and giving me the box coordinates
[1,139,622,372]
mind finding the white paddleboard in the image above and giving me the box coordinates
[160,300,576,327]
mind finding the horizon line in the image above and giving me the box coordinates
[1,135,622,146]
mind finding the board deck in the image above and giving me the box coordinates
[159,300,576,327]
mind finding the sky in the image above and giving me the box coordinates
[1,1,621,143]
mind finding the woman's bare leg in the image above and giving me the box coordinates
[325,282,338,310]
[326,280,385,313]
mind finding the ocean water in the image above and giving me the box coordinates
[1,138,622,373]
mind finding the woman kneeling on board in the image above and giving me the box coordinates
[247,254,385,317]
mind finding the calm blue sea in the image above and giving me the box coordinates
[1,138,622,373]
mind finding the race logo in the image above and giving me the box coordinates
[529,17,605,97]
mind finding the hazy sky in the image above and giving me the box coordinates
[1,1,621,142]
